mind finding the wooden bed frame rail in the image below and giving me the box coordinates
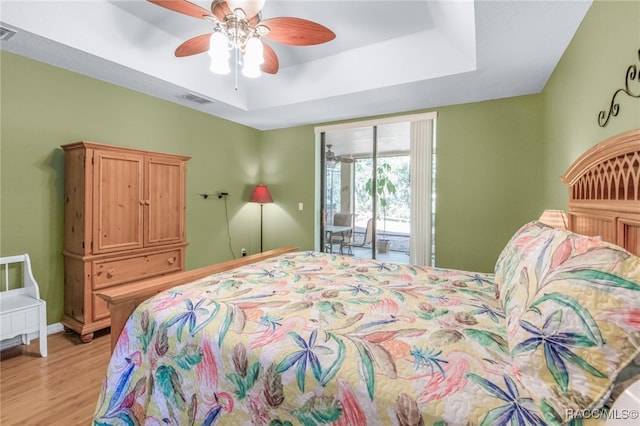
[98,246,299,351]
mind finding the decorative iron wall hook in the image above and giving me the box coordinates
[598,49,640,127]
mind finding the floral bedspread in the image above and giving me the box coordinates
[94,251,547,425]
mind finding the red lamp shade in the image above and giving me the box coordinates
[250,185,273,204]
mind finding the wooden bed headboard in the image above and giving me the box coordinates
[561,128,640,256]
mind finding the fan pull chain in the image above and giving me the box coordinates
[234,45,239,91]
[234,19,239,91]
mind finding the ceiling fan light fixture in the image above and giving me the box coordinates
[244,37,264,65]
[241,37,264,78]
[226,0,265,17]
[208,31,231,74]
[242,62,262,78]
[208,31,229,57]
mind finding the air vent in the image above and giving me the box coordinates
[182,93,214,105]
[0,27,17,41]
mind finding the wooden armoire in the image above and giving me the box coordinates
[61,141,190,342]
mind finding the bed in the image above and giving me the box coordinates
[95,129,640,425]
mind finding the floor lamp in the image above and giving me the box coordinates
[250,185,273,252]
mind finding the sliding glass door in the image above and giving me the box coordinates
[321,126,375,258]
[320,123,411,262]
[318,112,436,265]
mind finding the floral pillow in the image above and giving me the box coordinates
[494,221,548,305]
[495,221,640,424]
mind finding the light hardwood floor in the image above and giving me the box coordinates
[0,330,111,425]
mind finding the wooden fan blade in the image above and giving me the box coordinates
[248,14,260,27]
[261,42,279,74]
[261,17,335,46]
[211,0,231,20]
[175,34,210,57]
[148,0,212,19]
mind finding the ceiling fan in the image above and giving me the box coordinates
[325,145,355,167]
[148,0,336,78]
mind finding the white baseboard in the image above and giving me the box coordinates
[0,322,64,351]
[48,322,64,334]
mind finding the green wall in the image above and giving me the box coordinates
[542,0,640,208]
[435,96,543,272]
[0,51,264,324]
[258,126,318,252]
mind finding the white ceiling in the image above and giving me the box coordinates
[0,0,592,131]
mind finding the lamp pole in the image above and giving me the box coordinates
[250,185,273,253]
[259,203,264,252]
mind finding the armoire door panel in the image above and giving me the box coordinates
[145,157,185,246]
[93,151,145,253]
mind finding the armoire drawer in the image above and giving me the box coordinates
[92,250,182,290]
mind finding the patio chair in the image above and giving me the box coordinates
[340,218,373,256]
[330,213,353,241]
